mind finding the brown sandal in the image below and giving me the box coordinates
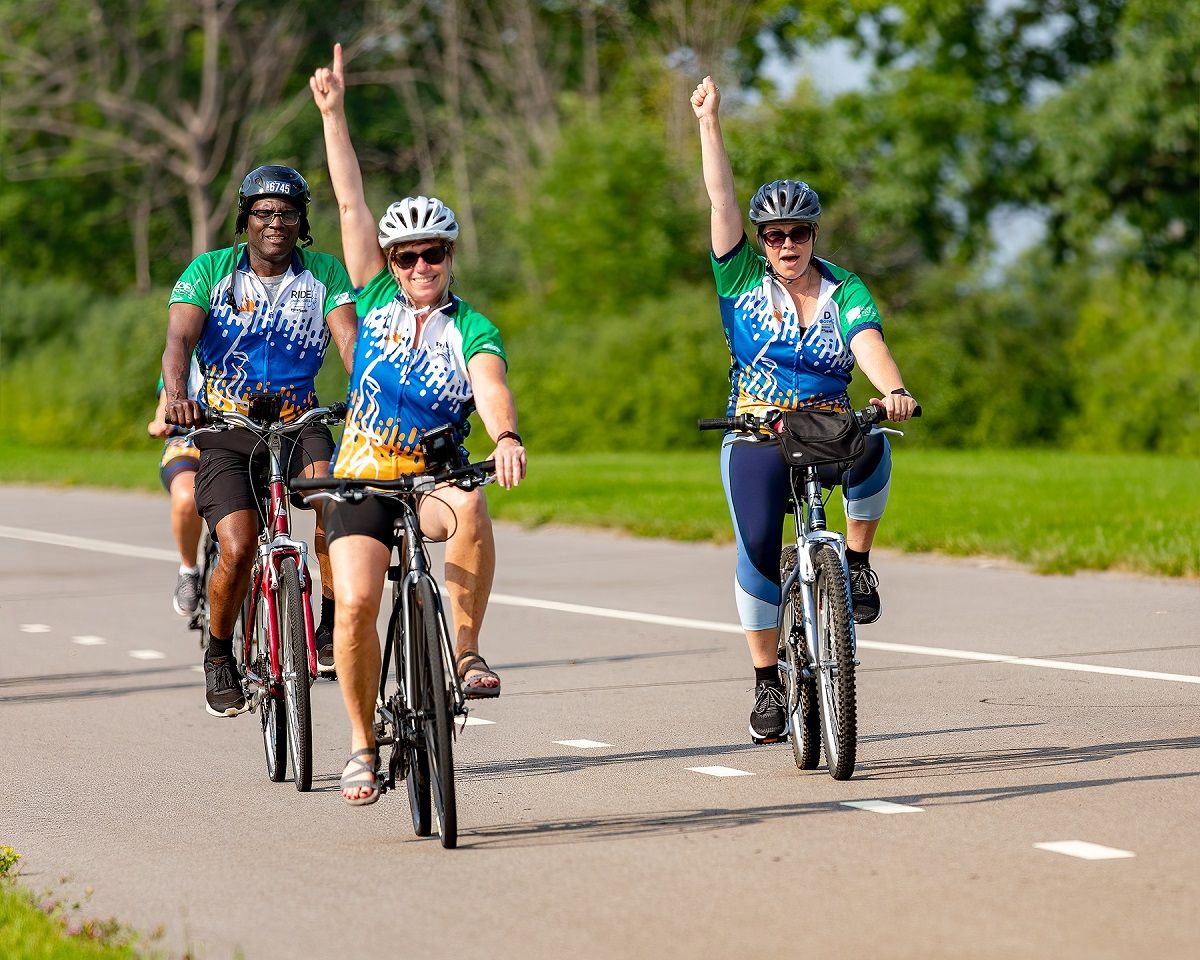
[456,651,501,699]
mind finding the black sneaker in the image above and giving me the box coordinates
[316,622,335,676]
[204,656,247,717]
[749,680,789,743]
[173,571,201,618]
[849,562,882,625]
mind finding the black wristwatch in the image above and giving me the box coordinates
[497,431,523,446]
[891,388,913,398]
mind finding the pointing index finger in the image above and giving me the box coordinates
[333,42,344,79]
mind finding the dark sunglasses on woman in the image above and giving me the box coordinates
[760,224,815,247]
[392,245,449,269]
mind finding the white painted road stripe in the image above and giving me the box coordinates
[1034,841,1135,860]
[459,716,495,726]
[687,766,754,778]
[0,526,178,563]
[72,636,107,646]
[554,739,613,749]
[129,650,166,660]
[841,800,924,814]
[19,623,51,633]
[4,527,1197,686]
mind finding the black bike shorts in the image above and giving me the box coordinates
[325,495,405,548]
[194,424,334,529]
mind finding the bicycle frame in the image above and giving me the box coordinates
[780,466,856,670]
[239,433,316,697]
[377,487,467,732]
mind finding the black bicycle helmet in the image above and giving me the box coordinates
[238,164,311,209]
[748,179,822,225]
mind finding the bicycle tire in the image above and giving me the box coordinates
[193,526,218,640]
[416,578,457,848]
[812,545,857,780]
[248,585,286,783]
[395,582,431,837]
[278,558,313,792]
[780,547,820,770]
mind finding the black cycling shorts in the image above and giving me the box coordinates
[194,423,334,530]
[324,496,405,548]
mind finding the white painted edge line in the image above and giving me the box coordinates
[554,739,613,749]
[0,526,178,563]
[458,716,495,726]
[128,649,166,660]
[71,636,107,646]
[841,800,924,814]
[488,593,1200,686]
[4,527,1195,686]
[19,623,51,633]
[190,665,205,673]
[1034,841,1135,861]
[686,766,754,778]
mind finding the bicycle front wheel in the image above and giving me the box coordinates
[248,585,286,783]
[278,558,313,792]
[394,582,431,837]
[780,546,820,770]
[416,579,457,849]
[813,545,857,780]
[193,526,218,641]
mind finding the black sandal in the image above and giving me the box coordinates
[456,651,501,700]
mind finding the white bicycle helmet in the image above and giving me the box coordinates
[377,196,460,248]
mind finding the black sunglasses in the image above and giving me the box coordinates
[391,245,449,269]
[249,208,301,225]
[760,224,815,247]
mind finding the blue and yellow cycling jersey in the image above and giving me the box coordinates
[168,244,355,422]
[712,235,884,416]
[332,268,507,480]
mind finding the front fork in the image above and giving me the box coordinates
[783,531,858,671]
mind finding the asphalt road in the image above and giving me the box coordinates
[1,485,1197,960]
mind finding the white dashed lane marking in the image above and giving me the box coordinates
[19,624,51,633]
[841,800,925,814]
[459,716,495,726]
[686,766,754,778]
[71,636,107,646]
[554,739,613,749]
[129,650,166,661]
[1034,841,1135,861]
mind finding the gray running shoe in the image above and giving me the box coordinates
[204,656,247,717]
[173,571,201,618]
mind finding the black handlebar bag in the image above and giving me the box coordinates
[772,407,866,470]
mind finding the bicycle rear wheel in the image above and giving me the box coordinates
[813,545,857,780]
[416,579,457,849]
[278,558,313,792]
[394,582,431,837]
[780,547,820,770]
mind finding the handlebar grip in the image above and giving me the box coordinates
[289,476,333,491]
[697,418,734,431]
[912,404,922,418]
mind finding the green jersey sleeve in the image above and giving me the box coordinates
[456,300,507,367]
[169,250,225,308]
[710,234,766,298]
[836,273,884,342]
[354,267,396,318]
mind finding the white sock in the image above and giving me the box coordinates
[180,564,199,576]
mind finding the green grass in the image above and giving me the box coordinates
[0,850,144,959]
[2,440,1196,577]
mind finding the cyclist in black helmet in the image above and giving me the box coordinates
[162,164,360,718]
[692,76,918,743]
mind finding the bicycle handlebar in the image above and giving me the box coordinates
[290,459,497,500]
[697,403,922,436]
[185,401,348,440]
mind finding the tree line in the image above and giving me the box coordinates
[1,0,1196,454]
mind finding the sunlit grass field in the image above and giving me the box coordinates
[1,440,1195,577]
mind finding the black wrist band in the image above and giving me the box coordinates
[497,431,523,446]
[890,388,912,397]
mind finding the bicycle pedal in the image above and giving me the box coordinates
[751,734,789,746]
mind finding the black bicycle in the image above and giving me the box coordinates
[295,453,494,848]
[700,403,919,780]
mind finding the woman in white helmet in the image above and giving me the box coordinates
[311,44,526,805]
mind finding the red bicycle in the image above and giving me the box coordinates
[189,395,346,791]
